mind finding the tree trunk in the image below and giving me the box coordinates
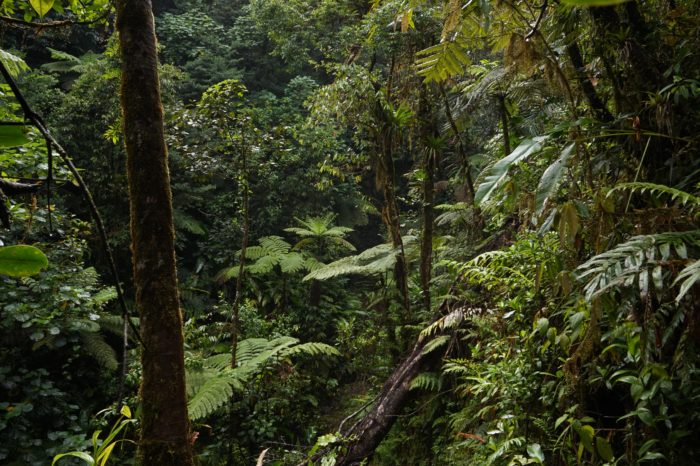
[116,1,195,464]
[334,319,448,466]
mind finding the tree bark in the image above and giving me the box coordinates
[116,1,195,464]
[566,41,613,123]
[333,317,448,466]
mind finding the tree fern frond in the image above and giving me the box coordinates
[608,182,700,208]
[187,371,242,420]
[258,236,292,255]
[80,331,118,372]
[242,245,268,261]
[279,342,340,359]
[279,252,307,274]
[91,287,117,306]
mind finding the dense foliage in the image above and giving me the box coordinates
[2,0,700,464]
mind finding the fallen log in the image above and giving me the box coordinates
[332,308,467,466]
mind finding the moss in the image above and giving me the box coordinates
[116,0,195,464]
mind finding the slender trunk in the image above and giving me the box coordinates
[566,41,613,122]
[498,94,511,156]
[231,150,249,368]
[380,140,410,317]
[419,89,436,316]
[116,1,194,464]
[420,147,434,316]
[439,84,476,204]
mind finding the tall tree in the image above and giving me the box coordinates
[116,1,195,464]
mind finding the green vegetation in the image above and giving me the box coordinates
[2,0,700,464]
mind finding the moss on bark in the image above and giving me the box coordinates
[116,1,195,464]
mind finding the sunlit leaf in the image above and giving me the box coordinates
[0,245,49,277]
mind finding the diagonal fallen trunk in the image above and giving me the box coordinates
[334,308,465,466]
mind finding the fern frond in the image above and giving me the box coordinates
[420,308,465,341]
[280,342,340,359]
[258,236,292,255]
[173,209,206,235]
[608,183,700,208]
[421,335,450,355]
[279,252,307,274]
[187,371,243,420]
[92,287,117,306]
[577,231,700,301]
[410,372,442,392]
[673,260,700,303]
[416,26,471,83]
[80,331,118,371]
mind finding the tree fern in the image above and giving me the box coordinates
[280,342,341,359]
[186,336,340,420]
[304,236,417,282]
[217,236,315,281]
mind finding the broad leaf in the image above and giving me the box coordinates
[52,451,95,465]
[29,0,55,17]
[596,436,614,461]
[0,126,30,147]
[0,245,49,277]
[475,136,547,205]
[535,143,575,215]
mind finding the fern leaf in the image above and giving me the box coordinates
[280,342,340,359]
[577,231,700,301]
[173,209,206,235]
[92,287,117,306]
[608,182,700,208]
[0,49,29,77]
[416,27,471,83]
[673,260,700,303]
[410,372,442,392]
[80,331,118,372]
[279,252,307,274]
[421,335,450,355]
[187,372,242,420]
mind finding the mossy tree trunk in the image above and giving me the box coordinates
[116,1,195,464]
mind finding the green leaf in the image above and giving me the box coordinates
[596,436,614,461]
[0,245,49,277]
[561,0,630,5]
[52,451,95,465]
[29,0,55,17]
[527,443,545,463]
[0,126,30,147]
[535,143,575,215]
[0,49,30,77]
[475,137,547,205]
[120,405,132,419]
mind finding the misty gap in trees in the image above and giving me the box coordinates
[2,0,700,464]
